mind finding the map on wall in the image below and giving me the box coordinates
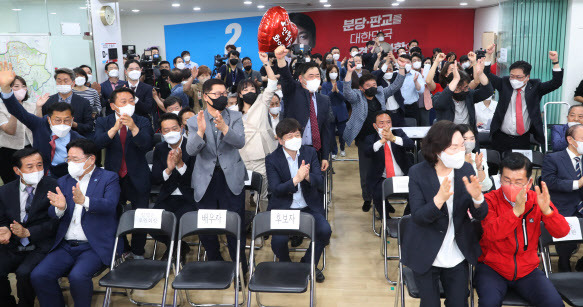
[0,35,54,101]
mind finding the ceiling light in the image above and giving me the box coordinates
[460,2,468,5]
[193,6,201,10]
[50,12,57,14]
[172,3,180,7]
[132,9,140,12]
[257,4,265,8]
[397,0,405,2]
[244,1,252,4]
[12,8,22,11]
[320,0,328,2]
[324,4,331,7]
[391,2,399,6]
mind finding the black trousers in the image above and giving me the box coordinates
[119,176,150,256]
[404,104,418,125]
[413,261,469,307]
[151,195,197,245]
[492,131,531,153]
[0,248,47,307]
[0,148,17,184]
[388,109,406,127]
[355,138,372,202]
[556,242,579,272]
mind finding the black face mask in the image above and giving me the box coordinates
[326,59,334,64]
[452,91,469,101]
[244,65,252,71]
[230,58,239,66]
[364,87,378,97]
[242,92,258,104]
[207,95,228,111]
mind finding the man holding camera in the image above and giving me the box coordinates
[216,50,245,93]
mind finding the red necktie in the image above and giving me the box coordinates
[309,95,321,151]
[515,89,525,135]
[49,135,58,161]
[384,143,395,178]
[119,125,128,178]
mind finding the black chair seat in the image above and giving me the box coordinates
[550,272,583,306]
[402,266,444,298]
[173,261,235,290]
[248,262,310,293]
[99,259,166,290]
[386,218,400,239]
[501,288,531,306]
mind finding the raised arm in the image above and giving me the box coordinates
[539,51,564,96]
[425,53,446,92]
[484,44,503,91]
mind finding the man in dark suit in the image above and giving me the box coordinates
[265,118,331,283]
[100,62,128,115]
[40,68,94,136]
[542,124,583,272]
[0,148,58,307]
[31,139,120,307]
[275,46,331,172]
[94,87,153,258]
[124,59,155,124]
[151,113,196,257]
[0,63,83,178]
[551,105,583,152]
[484,44,563,152]
[364,111,414,218]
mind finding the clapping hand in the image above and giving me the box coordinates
[9,221,29,238]
[294,160,310,184]
[475,152,484,170]
[434,177,453,208]
[462,175,483,200]
[47,187,66,210]
[0,227,11,244]
[214,113,228,134]
[72,182,86,205]
[535,181,552,215]
[0,61,16,93]
[196,110,206,137]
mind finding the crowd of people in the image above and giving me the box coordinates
[0,33,580,307]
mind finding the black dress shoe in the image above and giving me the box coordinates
[362,200,372,212]
[315,268,325,283]
[290,235,304,247]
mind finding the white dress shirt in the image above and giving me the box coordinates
[56,166,95,241]
[475,100,498,129]
[163,137,187,195]
[384,79,400,111]
[19,181,37,222]
[433,170,466,268]
[566,148,582,190]
[283,148,308,209]
[373,136,404,177]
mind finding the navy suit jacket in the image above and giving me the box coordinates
[130,82,155,122]
[551,124,569,152]
[42,93,94,136]
[49,167,120,264]
[542,149,583,217]
[151,139,196,205]
[1,93,83,177]
[93,114,153,190]
[101,79,128,115]
[363,129,414,194]
[0,177,58,252]
[403,161,488,274]
[278,64,332,160]
[265,146,324,215]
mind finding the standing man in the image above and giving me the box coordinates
[242,57,262,89]
[124,59,155,124]
[396,54,425,124]
[217,50,245,93]
[101,62,128,115]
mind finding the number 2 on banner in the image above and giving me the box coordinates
[225,23,242,53]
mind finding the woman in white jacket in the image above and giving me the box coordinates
[237,52,278,212]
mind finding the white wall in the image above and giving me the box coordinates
[473,5,500,51]
[89,0,124,83]
[562,0,583,107]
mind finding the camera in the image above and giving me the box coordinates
[290,44,312,64]
[214,54,228,68]
[139,49,157,86]
[476,49,487,60]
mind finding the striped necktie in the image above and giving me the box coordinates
[20,186,34,246]
[575,157,583,215]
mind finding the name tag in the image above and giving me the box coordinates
[391,176,409,193]
[553,216,582,242]
[492,174,501,189]
[197,209,227,229]
[512,149,533,162]
[480,149,488,161]
[134,209,163,229]
[244,170,253,186]
[271,210,300,230]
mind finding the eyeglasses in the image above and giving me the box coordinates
[500,178,527,188]
[206,92,228,98]
[65,156,89,163]
[51,118,73,125]
[509,74,527,81]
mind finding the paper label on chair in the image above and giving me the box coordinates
[134,209,163,229]
[480,149,488,161]
[512,149,532,162]
[553,216,582,242]
[197,209,227,229]
[271,210,300,230]
[244,170,253,186]
[391,176,409,193]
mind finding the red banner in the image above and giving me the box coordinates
[293,9,475,59]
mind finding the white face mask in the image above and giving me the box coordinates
[56,84,72,94]
[439,150,466,169]
[350,51,358,57]
[117,104,135,117]
[329,72,338,80]
[568,122,580,127]
[228,105,239,111]
[49,118,71,138]
[305,78,320,93]
[304,58,311,63]
[20,170,43,185]
[284,137,302,151]
[87,74,93,83]
[68,159,88,178]
[75,77,86,86]
[14,88,27,101]
[384,72,392,80]
[183,56,191,62]
[423,63,431,72]
[464,141,475,154]
[176,62,185,70]
[355,63,363,70]
[171,110,180,116]
[461,62,471,69]
[163,131,182,144]
[412,62,421,70]
[128,70,141,81]
[333,54,340,61]
[510,79,525,89]
[108,69,119,78]
[269,106,281,115]
[405,63,412,72]
[576,141,583,155]
[378,36,385,42]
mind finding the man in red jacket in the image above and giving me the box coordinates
[476,152,569,307]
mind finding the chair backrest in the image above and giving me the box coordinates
[502,150,544,167]
[251,211,315,239]
[245,171,263,194]
[404,117,417,127]
[417,150,425,163]
[153,133,163,146]
[485,149,501,167]
[397,215,411,246]
[146,150,154,164]
[382,176,409,199]
[539,218,583,247]
[478,131,491,147]
[178,211,240,240]
[116,210,176,240]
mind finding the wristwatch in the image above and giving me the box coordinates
[552,61,559,65]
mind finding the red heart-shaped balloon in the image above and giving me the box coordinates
[257,6,298,52]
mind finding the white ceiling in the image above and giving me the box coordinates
[116,0,503,16]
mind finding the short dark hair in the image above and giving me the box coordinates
[159,112,181,128]
[409,39,419,46]
[47,102,73,117]
[178,107,195,125]
[173,56,182,65]
[349,45,359,52]
[180,50,190,58]
[377,31,385,36]
[12,147,41,168]
[500,152,533,178]
[225,44,236,51]
[457,124,474,137]
[110,87,135,104]
[399,54,412,61]
[159,60,170,67]
[105,62,118,71]
[73,67,88,80]
[325,64,339,81]
[566,124,583,142]
[509,60,532,76]
[454,70,472,88]
[169,68,184,84]
[397,47,406,53]
[366,40,375,47]
[124,59,141,70]
[569,105,583,114]
[459,55,469,63]
[242,57,252,64]
[236,79,259,111]
[10,76,29,101]
[433,48,442,54]
[66,138,99,158]
[312,53,322,61]
[276,118,303,139]
[410,47,422,56]
[411,52,423,62]
[163,96,182,110]
[330,46,339,52]
[54,68,74,81]
[228,50,240,58]
[359,73,377,87]
[446,52,457,61]
[289,13,316,47]
[150,47,159,52]
[374,110,392,121]
[297,61,321,76]
[79,65,92,73]
[202,79,225,94]
[421,120,462,165]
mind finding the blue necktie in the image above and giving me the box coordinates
[575,157,583,216]
[20,186,34,246]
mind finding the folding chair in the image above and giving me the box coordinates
[540,218,583,306]
[381,177,409,285]
[478,131,491,149]
[99,209,176,307]
[153,133,163,146]
[172,211,245,307]
[245,171,265,250]
[543,102,571,152]
[146,149,162,260]
[481,149,501,176]
[502,150,544,169]
[404,117,417,127]
[247,211,316,307]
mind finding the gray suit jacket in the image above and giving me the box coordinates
[186,109,246,202]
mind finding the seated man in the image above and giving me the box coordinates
[164,95,183,115]
[476,152,569,307]
[0,148,58,307]
[265,118,332,283]
[364,111,414,218]
[542,124,583,271]
[31,139,120,307]
[551,105,583,152]
[151,113,196,258]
